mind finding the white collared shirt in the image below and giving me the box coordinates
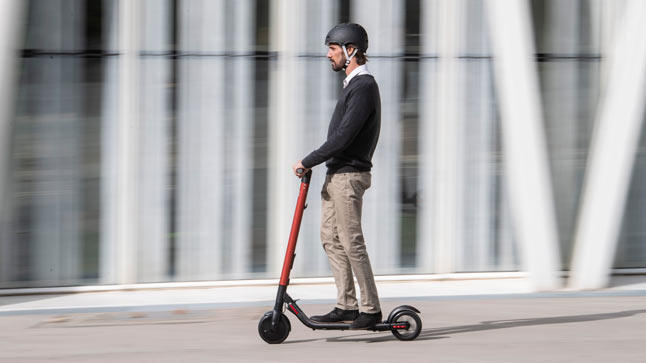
[343,64,371,88]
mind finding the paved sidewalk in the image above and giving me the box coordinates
[1,276,646,362]
[1,293,645,362]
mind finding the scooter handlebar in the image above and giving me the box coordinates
[296,168,312,183]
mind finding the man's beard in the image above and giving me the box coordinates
[330,59,344,72]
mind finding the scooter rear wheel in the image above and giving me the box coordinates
[258,311,291,344]
[390,310,422,341]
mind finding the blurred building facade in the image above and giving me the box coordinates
[0,0,645,289]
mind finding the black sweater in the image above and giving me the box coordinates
[302,74,381,174]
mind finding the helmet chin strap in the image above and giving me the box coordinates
[342,45,357,69]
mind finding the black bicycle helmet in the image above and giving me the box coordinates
[325,23,369,53]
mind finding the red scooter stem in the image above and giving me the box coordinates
[278,170,312,286]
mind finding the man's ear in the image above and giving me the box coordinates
[346,45,356,55]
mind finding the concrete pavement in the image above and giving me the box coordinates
[1,275,646,362]
[1,294,645,362]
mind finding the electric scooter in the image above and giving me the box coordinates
[258,169,422,344]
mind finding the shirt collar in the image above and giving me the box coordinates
[343,65,371,88]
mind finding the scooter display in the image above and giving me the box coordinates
[258,169,422,344]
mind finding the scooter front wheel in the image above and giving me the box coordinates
[258,311,291,344]
[390,310,422,341]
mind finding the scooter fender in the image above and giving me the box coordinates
[387,305,421,323]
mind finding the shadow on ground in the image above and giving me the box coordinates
[285,309,646,344]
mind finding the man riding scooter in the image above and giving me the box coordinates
[292,23,382,330]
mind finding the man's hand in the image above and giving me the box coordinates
[292,160,310,178]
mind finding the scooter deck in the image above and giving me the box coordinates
[283,293,410,332]
[299,321,398,332]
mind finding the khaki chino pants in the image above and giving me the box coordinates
[320,172,381,314]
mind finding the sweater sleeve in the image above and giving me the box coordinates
[301,85,372,168]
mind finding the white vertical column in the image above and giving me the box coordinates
[267,0,306,276]
[418,0,463,273]
[352,0,403,274]
[176,0,226,280]
[137,0,171,282]
[569,0,646,290]
[102,0,139,284]
[228,0,254,278]
[111,0,141,284]
[461,0,495,271]
[486,0,561,290]
[435,0,463,273]
[0,0,25,283]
